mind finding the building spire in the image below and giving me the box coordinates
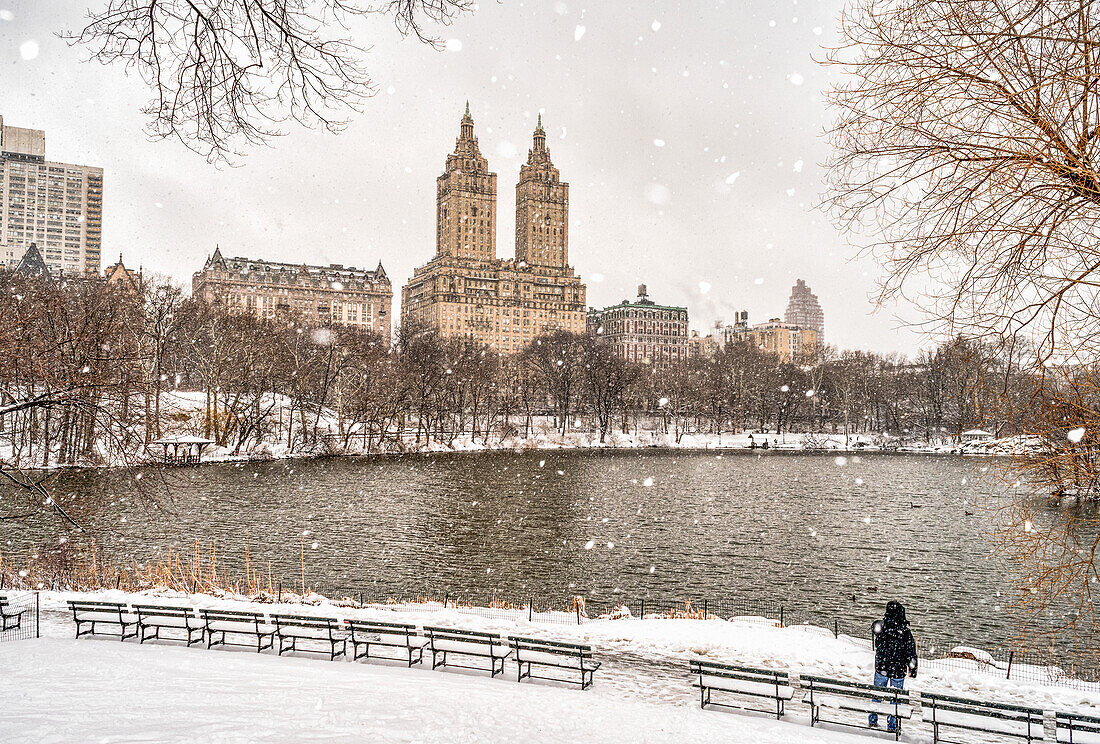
[532,112,546,152]
[460,100,474,139]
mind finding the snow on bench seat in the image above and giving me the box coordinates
[68,600,138,641]
[922,692,1043,742]
[1058,710,1100,743]
[272,614,348,660]
[510,636,601,689]
[801,674,911,740]
[425,626,512,678]
[200,609,275,653]
[699,675,794,700]
[134,605,204,646]
[205,619,277,635]
[347,620,428,667]
[805,693,912,718]
[429,638,511,657]
[690,660,793,720]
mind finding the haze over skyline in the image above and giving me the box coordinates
[0,0,928,355]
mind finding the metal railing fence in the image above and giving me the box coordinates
[0,591,39,644]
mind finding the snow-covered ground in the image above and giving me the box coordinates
[4,589,1098,742]
[2,637,867,744]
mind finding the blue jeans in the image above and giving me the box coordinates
[869,672,905,730]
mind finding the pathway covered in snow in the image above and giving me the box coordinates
[1,637,876,744]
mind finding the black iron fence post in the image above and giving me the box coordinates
[834,620,839,638]
[640,599,645,619]
[1006,650,1014,680]
[780,605,785,627]
[529,597,533,622]
[358,592,364,607]
[444,592,449,609]
[35,592,40,638]
[703,599,709,618]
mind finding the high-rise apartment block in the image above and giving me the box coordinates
[192,248,393,344]
[402,106,586,352]
[784,278,824,337]
[587,285,689,366]
[0,115,103,275]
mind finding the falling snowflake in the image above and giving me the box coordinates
[445,38,463,52]
[642,477,654,487]
[584,540,596,550]
[574,25,586,41]
[835,456,848,466]
[1068,427,1086,443]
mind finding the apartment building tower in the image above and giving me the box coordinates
[0,115,103,275]
[402,106,586,352]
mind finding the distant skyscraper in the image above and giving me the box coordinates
[0,115,103,275]
[784,279,824,336]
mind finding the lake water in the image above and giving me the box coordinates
[2,450,1048,649]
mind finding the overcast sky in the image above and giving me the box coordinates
[1,0,928,355]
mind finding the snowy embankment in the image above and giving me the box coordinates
[5,589,1099,742]
[6,387,1000,470]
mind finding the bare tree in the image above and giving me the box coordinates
[825,0,1100,363]
[66,0,473,162]
[824,0,1100,643]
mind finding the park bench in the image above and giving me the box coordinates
[509,635,601,689]
[68,600,138,641]
[133,604,204,646]
[689,660,792,719]
[347,619,428,667]
[1057,710,1100,743]
[200,608,275,652]
[801,674,912,741]
[424,626,511,677]
[922,692,1044,743]
[272,613,347,660]
[0,594,26,632]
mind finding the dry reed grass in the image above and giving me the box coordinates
[0,540,320,602]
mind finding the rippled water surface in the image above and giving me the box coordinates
[4,451,1030,645]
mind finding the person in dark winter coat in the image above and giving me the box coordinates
[869,601,918,732]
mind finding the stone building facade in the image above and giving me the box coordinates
[783,278,824,337]
[402,107,586,353]
[586,285,689,366]
[192,247,393,343]
[0,115,103,276]
[730,317,819,363]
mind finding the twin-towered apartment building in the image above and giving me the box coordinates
[190,106,823,363]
